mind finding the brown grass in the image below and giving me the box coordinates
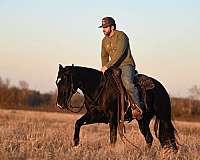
[0,109,200,160]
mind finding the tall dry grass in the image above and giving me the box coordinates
[0,109,199,160]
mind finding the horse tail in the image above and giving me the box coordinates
[154,116,160,138]
[154,116,179,140]
[154,115,180,151]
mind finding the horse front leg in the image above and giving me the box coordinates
[73,113,91,146]
[109,123,117,145]
[73,109,107,146]
[108,109,118,146]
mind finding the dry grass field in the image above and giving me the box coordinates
[0,109,200,160]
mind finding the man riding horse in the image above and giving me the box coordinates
[55,17,179,154]
[99,17,145,120]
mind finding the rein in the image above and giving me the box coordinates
[64,72,86,113]
[64,72,107,113]
[83,75,109,105]
[111,70,141,153]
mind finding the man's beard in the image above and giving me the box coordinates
[103,30,111,36]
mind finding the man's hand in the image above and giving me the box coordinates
[101,66,108,74]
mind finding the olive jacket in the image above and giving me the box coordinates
[101,30,136,68]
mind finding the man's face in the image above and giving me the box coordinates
[103,26,112,36]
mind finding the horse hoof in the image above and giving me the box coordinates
[172,148,178,154]
[145,143,152,152]
[72,144,82,152]
[161,147,178,159]
[74,140,79,147]
[110,143,116,148]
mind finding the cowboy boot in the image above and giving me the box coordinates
[128,91,144,120]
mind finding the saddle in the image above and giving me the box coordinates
[133,71,155,107]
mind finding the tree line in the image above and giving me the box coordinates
[0,77,200,121]
[0,77,58,112]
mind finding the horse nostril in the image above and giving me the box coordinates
[57,103,63,109]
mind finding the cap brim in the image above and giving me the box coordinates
[98,23,112,28]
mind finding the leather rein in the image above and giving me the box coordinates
[111,70,141,153]
[60,71,107,113]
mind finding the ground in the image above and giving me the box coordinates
[0,109,200,160]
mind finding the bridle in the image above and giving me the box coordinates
[56,68,108,113]
[63,71,107,113]
[56,70,85,113]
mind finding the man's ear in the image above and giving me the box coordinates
[111,25,115,31]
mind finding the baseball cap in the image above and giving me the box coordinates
[98,17,116,28]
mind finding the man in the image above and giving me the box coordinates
[98,17,145,120]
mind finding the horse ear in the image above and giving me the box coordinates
[59,64,63,70]
[72,64,74,67]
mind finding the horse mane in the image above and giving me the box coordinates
[74,66,102,75]
[63,66,106,96]
[64,65,102,77]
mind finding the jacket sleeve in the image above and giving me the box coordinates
[101,40,109,67]
[105,33,129,68]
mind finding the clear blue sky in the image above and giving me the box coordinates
[0,0,200,97]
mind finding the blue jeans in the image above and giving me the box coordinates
[120,65,140,106]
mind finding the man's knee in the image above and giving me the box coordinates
[122,78,135,89]
[122,79,131,89]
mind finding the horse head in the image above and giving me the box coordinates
[56,64,78,109]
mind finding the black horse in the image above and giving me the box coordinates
[56,64,178,152]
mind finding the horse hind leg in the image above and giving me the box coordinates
[138,114,154,150]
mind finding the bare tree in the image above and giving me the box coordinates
[0,77,3,88]
[188,85,200,100]
[19,80,29,90]
[0,77,10,88]
[5,78,10,88]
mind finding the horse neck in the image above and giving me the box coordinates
[74,67,104,100]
